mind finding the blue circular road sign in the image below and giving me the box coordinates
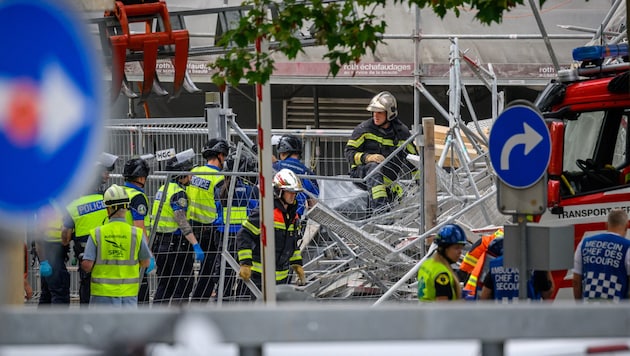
[489,104,551,189]
[0,0,104,226]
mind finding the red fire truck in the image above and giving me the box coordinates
[534,43,630,297]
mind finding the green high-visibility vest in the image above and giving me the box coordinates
[151,183,184,233]
[187,166,223,224]
[89,221,143,297]
[66,194,108,238]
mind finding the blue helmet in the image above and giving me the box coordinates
[434,224,467,247]
[487,237,504,257]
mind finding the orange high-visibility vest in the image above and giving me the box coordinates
[461,229,503,297]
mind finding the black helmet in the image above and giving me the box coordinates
[123,158,150,180]
[202,138,230,159]
[277,135,303,156]
[166,157,193,172]
[224,149,258,173]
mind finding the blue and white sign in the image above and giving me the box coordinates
[0,1,104,225]
[489,104,551,189]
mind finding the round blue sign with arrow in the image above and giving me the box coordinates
[489,104,551,189]
[0,0,104,226]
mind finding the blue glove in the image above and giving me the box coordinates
[40,260,52,278]
[192,243,205,261]
[145,257,156,275]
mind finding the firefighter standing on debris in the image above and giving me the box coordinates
[81,185,152,307]
[122,155,154,304]
[62,152,118,306]
[417,224,466,301]
[273,134,319,217]
[186,138,230,302]
[344,91,418,214]
[151,149,205,305]
[237,169,306,297]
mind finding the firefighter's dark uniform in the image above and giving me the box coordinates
[236,198,303,297]
[344,117,418,211]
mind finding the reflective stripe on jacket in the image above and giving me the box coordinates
[89,221,143,297]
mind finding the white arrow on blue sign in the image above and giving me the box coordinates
[489,104,551,189]
[0,0,104,225]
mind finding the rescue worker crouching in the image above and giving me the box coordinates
[186,138,230,302]
[151,149,205,305]
[344,91,419,215]
[417,224,466,301]
[81,184,153,307]
[62,152,118,306]
[236,169,306,298]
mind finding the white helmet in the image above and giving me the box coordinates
[103,184,130,208]
[273,169,303,195]
[367,91,397,121]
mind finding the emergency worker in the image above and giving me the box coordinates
[480,238,554,302]
[236,169,305,297]
[573,208,630,301]
[36,202,70,305]
[62,152,118,306]
[215,150,259,300]
[187,138,230,302]
[344,91,418,214]
[273,134,319,217]
[461,228,504,298]
[417,224,466,301]
[151,149,205,305]
[122,155,153,303]
[81,185,152,307]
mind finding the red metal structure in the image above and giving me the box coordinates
[105,1,189,101]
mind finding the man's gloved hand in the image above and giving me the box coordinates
[145,256,156,275]
[239,264,252,281]
[291,264,306,286]
[192,243,205,261]
[365,153,385,164]
[40,260,53,278]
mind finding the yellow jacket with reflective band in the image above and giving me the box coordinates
[187,165,223,224]
[236,199,302,281]
[43,204,64,243]
[89,221,143,297]
[151,183,184,233]
[417,258,457,301]
[124,186,151,232]
[66,193,108,238]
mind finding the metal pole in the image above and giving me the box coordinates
[528,0,560,72]
[256,36,276,305]
[518,215,528,300]
[0,231,26,305]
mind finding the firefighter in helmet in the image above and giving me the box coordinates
[344,91,418,215]
[417,224,467,301]
[236,169,306,297]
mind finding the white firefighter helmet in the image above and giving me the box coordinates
[273,169,303,196]
[366,91,398,121]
